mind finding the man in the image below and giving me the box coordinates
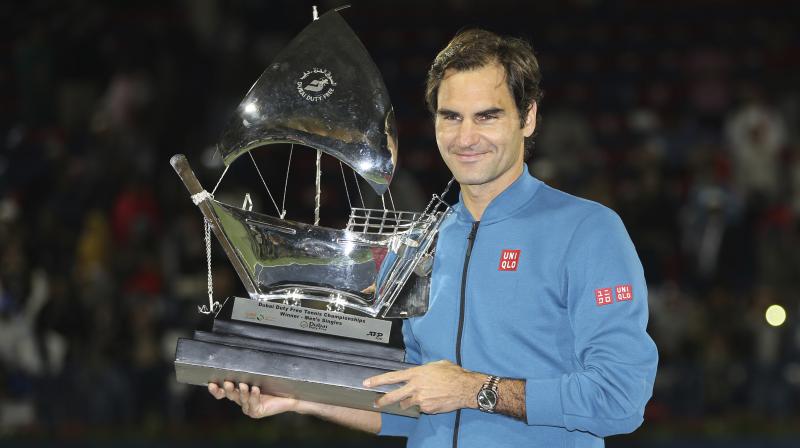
[208,29,658,447]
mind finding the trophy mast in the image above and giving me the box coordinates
[312,5,323,227]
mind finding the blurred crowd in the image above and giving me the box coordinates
[1,0,799,441]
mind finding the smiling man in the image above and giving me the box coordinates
[209,29,658,448]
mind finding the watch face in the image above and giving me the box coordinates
[478,389,498,410]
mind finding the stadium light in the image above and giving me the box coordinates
[765,304,787,327]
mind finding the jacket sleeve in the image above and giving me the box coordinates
[525,206,658,437]
[379,317,421,437]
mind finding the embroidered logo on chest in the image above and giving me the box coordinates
[498,249,521,271]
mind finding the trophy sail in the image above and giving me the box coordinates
[218,10,397,195]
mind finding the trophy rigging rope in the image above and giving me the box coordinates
[200,217,220,315]
[387,187,396,211]
[212,165,228,195]
[249,152,282,217]
[353,169,365,208]
[340,161,352,210]
[281,145,293,219]
[196,163,231,315]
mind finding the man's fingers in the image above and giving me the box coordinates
[375,384,413,408]
[208,383,225,400]
[364,368,412,388]
[249,386,262,415]
[239,383,251,414]
[223,381,240,404]
[214,381,295,418]
[400,397,416,410]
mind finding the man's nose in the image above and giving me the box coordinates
[456,121,480,148]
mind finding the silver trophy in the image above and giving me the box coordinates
[171,8,450,417]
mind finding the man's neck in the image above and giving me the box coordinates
[461,164,524,221]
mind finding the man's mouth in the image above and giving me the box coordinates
[453,151,487,162]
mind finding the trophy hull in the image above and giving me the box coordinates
[170,153,449,319]
[174,297,420,417]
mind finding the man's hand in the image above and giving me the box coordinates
[364,360,484,414]
[208,381,299,418]
[208,381,382,433]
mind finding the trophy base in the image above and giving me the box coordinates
[174,297,420,417]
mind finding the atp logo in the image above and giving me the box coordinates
[297,68,337,102]
[366,331,385,341]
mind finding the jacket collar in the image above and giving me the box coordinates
[454,164,543,225]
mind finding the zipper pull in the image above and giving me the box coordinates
[468,221,480,241]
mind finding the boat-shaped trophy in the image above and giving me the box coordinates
[171,8,451,417]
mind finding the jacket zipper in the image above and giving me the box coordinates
[453,221,480,448]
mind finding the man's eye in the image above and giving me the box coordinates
[477,114,498,121]
[441,113,460,121]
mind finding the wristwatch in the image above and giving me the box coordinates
[476,375,500,413]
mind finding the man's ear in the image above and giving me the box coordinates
[523,102,537,137]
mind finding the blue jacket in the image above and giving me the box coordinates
[380,168,658,447]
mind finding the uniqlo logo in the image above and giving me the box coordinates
[615,284,633,302]
[595,288,613,306]
[498,249,521,271]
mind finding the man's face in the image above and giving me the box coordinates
[435,63,536,191]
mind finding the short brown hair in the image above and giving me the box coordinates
[425,29,543,155]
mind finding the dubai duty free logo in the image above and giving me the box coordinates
[297,67,337,102]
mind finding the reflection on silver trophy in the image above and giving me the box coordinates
[171,7,451,416]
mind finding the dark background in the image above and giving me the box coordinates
[2,0,799,446]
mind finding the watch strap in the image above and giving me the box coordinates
[483,375,500,391]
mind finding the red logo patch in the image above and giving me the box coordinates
[595,288,613,306]
[615,284,633,302]
[498,249,521,271]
